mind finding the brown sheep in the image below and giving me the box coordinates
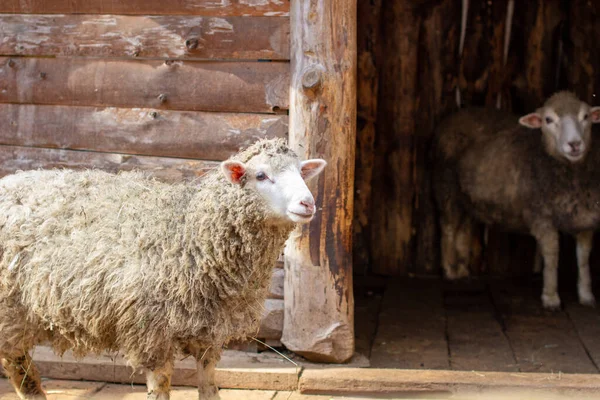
[433,92,600,309]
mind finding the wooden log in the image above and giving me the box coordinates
[0,1,289,17]
[353,0,382,275]
[510,0,566,110]
[0,57,289,114]
[0,104,288,161]
[282,0,356,363]
[565,0,600,103]
[0,15,290,60]
[369,2,420,275]
[412,0,461,275]
[0,144,218,183]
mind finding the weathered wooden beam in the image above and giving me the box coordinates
[0,57,289,114]
[369,2,420,275]
[353,0,382,274]
[412,0,462,275]
[282,0,356,363]
[0,14,290,60]
[0,144,218,183]
[0,1,289,17]
[0,104,288,161]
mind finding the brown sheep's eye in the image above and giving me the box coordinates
[545,117,553,124]
[256,172,267,181]
[583,114,589,121]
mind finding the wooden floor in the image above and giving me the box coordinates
[355,277,600,374]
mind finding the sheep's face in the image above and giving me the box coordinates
[220,155,327,224]
[519,92,600,163]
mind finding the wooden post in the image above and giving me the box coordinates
[282,0,356,363]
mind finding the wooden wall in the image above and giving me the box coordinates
[0,1,291,341]
[355,0,600,277]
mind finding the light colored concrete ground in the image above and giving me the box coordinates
[3,378,600,400]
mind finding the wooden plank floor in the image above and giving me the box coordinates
[364,278,600,374]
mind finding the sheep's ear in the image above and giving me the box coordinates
[221,160,247,184]
[300,159,327,181]
[519,112,543,129]
[591,107,600,124]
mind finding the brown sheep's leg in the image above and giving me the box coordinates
[454,218,475,279]
[533,245,543,274]
[146,360,173,400]
[576,231,595,307]
[532,226,561,310]
[196,348,221,400]
[441,215,460,280]
[1,352,46,400]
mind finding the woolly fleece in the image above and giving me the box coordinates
[0,139,297,369]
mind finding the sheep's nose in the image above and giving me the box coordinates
[300,199,315,213]
[569,140,582,152]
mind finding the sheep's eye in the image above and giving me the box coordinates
[545,117,554,124]
[583,114,589,121]
[256,172,268,181]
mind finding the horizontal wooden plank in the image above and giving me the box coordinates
[299,368,600,397]
[0,15,290,60]
[0,104,288,161]
[0,57,290,113]
[0,1,289,17]
[0,144,219,183]
[33,346,299,391]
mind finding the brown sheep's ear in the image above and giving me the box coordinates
[300,159,327,181]
[591,107,600,124]
[221,161,247,184]
[519,112,543,129]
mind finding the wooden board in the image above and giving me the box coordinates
[32,346,299,391]
[0,15,290,60]
[445,283,518,372]
[0,1,289,17]
[490,281,598,374]
[300,368,600,398]
[370,279,449,369]
[0,104,288,161]
[0,144,218,183]
[0,57,290,113]
[564,300,600,369]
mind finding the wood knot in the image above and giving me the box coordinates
[185,38,199,50]
[39,72,47,79]
[149,111,159,119]
[157,94,167,103]
[302,68,323,90]
[7,59,15,68]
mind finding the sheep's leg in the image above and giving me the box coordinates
[533,245,543,274]
[576,231,595,307]
[454,217,475,279]
[1,352,45,400]
[196,348,221,400]
[146,360,173,400]
[441,215,461,280]
[532,226,561,310]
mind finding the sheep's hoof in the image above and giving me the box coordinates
[579,292,596,308]
[443,266,470,281]
[198,386,220,400]
[542,293,561,310]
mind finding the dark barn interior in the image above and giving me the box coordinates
[352,0,600,374]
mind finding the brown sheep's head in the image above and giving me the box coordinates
[519,91,600,163]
